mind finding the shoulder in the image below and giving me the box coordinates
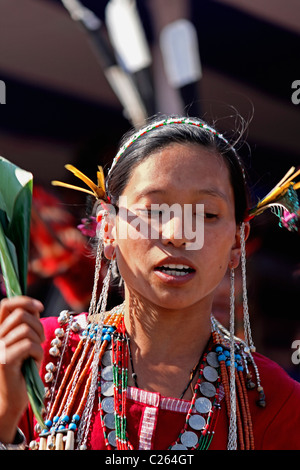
[249,352,300,449]
[40,312,88,372]
[41,312,88,338]
[41,312,88,346]
[253,352,300,398]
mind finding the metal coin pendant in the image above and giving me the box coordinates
[108,430,116,447]
[203,365,219,382]
[195,396,212,414]
[189,414,206,431]
[102,350,112,367]
[104,413,115,430]
[101,365,114,381]
[102,396,114,414]
[171,443,188,450]
[206,351,219,368]
[199,381,216,398]
[180,431,198,448]
[101,380,114,397]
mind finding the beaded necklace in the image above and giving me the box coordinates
[31,304,261,451]
[97,315,256,451]
[127,334,202,399]
[97,324,223,450]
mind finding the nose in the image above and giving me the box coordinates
[161,214,188,248]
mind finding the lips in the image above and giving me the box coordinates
[154,263,194,276]
[153,258,196,283]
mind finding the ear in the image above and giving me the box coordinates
[101,215,117,260]
[229,222,250,269]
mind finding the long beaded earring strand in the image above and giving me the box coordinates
[240,222,255,353]
[88,216,107,319]
[76,260,113,449]
[227,266,237,450]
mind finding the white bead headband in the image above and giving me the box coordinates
[107,117,230,176]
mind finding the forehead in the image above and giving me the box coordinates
[123,143,233,201]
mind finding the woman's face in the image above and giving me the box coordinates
[111,143,242,311]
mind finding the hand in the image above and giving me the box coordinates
[0,296,45,443]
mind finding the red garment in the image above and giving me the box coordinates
[20,315,300,450]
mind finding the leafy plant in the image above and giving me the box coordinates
[0,157,45,427]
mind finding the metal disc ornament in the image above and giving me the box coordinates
[203,365,219,382]
[200,381,216,398]
[171,443,188,450]
[195,397,212,414]
[101,380,114,396]
[102,350,112,367]
[108,430,116,447]
[180,431,198,448]
[102,396,114,414]
[104,412,116,429]
[189,414,206,431]
[206,351,219,368]
[101,365,114,381]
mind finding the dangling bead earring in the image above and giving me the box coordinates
[76,259,113,450]
[76,212,114,449]
[240,223,266,408]
[227,265,237,450]
[240,222,255,353]
[88,236,104,318]
[88,209,113,320]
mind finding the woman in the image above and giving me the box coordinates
[0,116,299,450]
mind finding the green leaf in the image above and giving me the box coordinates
[22,359,45,428]
[0,222,22,297]
[0,157,45,428]
[0,158,33,294]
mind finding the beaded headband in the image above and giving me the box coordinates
[52,117,300,232]
[107,117,230,176]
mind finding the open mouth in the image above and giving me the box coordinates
[154,263,195,277]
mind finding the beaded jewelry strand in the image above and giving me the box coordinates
[98,320,223,451]
[212,321,257,450]
[97,314,257,451]
[31,304,259,451]
[30,305,124,450]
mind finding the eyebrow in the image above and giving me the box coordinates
[135,188,229,202]
[196,188,229,202]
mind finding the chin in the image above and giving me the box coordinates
[151,290,198,311]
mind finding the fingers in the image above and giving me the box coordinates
[3,337,44,366]
[0,296,45,365]
[0,297,45,439]
[0,296,44,322]
[0,307,45,344]
[2,318,43,348]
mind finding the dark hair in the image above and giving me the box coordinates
[106,115,250,224]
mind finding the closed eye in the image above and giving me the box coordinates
[138,208,164,219]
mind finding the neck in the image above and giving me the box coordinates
[123,287,213,398]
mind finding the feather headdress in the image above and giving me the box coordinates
[52,163,299,232]
[52,164,107,201]
[246,167,300,231]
